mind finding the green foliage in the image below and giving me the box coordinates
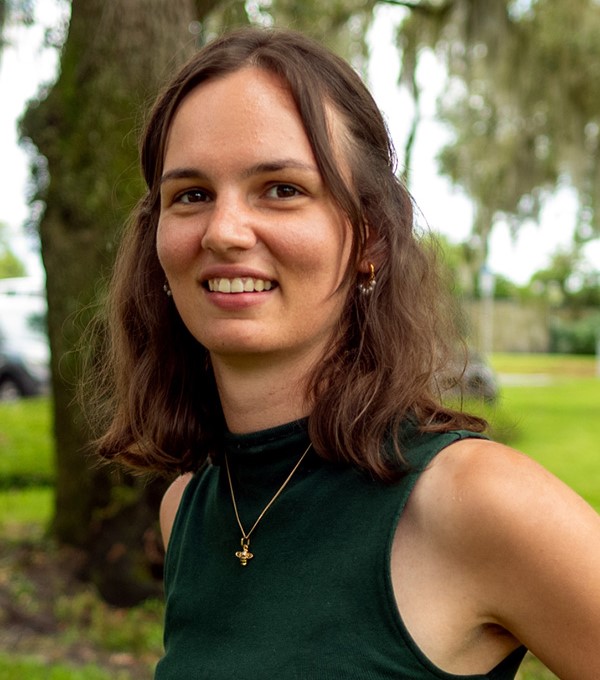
[398,0,600,259]
[527,246,600,308]
[433,233,524,300]
[0,249,26,278]
[55,591,163,656]
[491,273,521,300]
[202,0,377,66]
[433,233,478,297]
[0,530,162,679]
[549,313,600,355]
[0,223,26,278]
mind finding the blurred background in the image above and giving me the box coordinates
[0,1,598,678]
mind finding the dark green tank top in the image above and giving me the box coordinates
[155,420,526,679]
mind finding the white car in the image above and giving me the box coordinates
[0,280,50,400]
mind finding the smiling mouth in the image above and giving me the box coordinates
[206,277,276,293]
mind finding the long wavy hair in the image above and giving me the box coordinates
[89,26,485,481]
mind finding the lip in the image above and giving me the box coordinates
[199,266,277,309]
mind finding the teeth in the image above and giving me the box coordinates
[230,278,244,293]
[208,277,274,293]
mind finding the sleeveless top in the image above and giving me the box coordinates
[155,420,526,679]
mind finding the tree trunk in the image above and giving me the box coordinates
[20,0,197,605]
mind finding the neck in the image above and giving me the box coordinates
[211,352,315,434]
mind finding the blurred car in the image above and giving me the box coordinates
[439,349,499,403]
[0,288,50,400]
[459,351,499,402]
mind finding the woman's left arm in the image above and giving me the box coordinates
[442,440,600,680]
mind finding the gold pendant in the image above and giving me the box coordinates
[235,539,253,566]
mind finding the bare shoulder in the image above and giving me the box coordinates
[416,437,597,534]
[410,437,600,679]
[160,473,194,550]
[413,437,599,560]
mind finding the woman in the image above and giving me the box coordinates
[94,27,600,679]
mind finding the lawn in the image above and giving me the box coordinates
[491,352,598,378]
[489,353,600,512]
[0,356,598,680]
[0,396,53,487]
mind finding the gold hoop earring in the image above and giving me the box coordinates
[358,263,376,295]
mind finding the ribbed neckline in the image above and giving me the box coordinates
[222,419,312,481]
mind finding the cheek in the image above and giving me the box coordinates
[156,219,191,275]
[317,216,354,284]
[155,219,171,270]
[282,213,353,276]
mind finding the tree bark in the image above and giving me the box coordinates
[20,0,197,605]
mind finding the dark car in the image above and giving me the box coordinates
[0,295,50,400]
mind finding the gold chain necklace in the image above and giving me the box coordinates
[224,442,312,566]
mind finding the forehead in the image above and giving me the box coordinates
[162,66,349,175]
[164,68,309,164]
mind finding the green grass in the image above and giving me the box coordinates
[0,396,53,487]
[487,354,600,511]
[499,377,600,510]
[0,487,53,538]
[491,352,597,377]
[518,655,562,680]
[0,654,130,680]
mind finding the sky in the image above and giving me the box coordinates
[1,1,599,286]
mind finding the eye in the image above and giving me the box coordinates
[175,188,211,204]
[265,184,303,200]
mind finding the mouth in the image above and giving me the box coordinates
[205,277,276,293]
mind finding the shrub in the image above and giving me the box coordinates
[549,313,600,355]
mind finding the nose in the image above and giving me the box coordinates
[201,195,257,255]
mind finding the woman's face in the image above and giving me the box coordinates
[157,67,354,372]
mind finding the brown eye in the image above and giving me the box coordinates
[266,184,302,199]
[176,189,210,204]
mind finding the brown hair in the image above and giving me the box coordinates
[90,26,485,481]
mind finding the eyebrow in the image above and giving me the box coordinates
[159,159,319,185]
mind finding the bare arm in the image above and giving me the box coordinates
[424,440,600,679]
[160,473,193,550]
